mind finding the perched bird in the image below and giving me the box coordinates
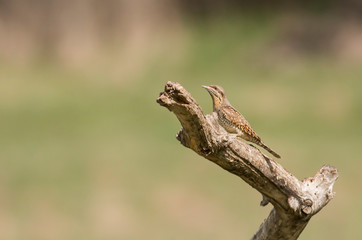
[202,85,281,158]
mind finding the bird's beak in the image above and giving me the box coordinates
[202,85,213,95]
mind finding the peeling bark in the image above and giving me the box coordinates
[157,81,338,240]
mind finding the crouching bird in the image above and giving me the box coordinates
[202,85,281,158]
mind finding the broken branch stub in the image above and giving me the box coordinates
[157,81,338,240]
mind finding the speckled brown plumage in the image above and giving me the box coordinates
[203,85,281,158]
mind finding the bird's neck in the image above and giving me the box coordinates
[213,97,230,111]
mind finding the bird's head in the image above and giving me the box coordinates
[202,85,227,111]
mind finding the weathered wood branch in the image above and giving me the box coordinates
[157,81,338,240]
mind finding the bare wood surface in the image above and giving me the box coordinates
[157,81,338,240]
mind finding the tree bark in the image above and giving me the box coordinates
[156,81,338,240]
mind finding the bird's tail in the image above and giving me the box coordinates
[259,141,281,159]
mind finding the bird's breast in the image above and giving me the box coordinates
[217,111,239,134]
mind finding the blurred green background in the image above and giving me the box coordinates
[1,1,361,239]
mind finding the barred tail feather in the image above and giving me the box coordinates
[259,141,281,159]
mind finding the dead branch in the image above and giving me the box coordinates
[157,81,338,240]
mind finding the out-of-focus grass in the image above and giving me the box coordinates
[0,15,361,239]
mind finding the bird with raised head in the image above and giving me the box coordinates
[202,85,281,158]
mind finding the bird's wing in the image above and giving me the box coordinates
[221,105,261,141]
